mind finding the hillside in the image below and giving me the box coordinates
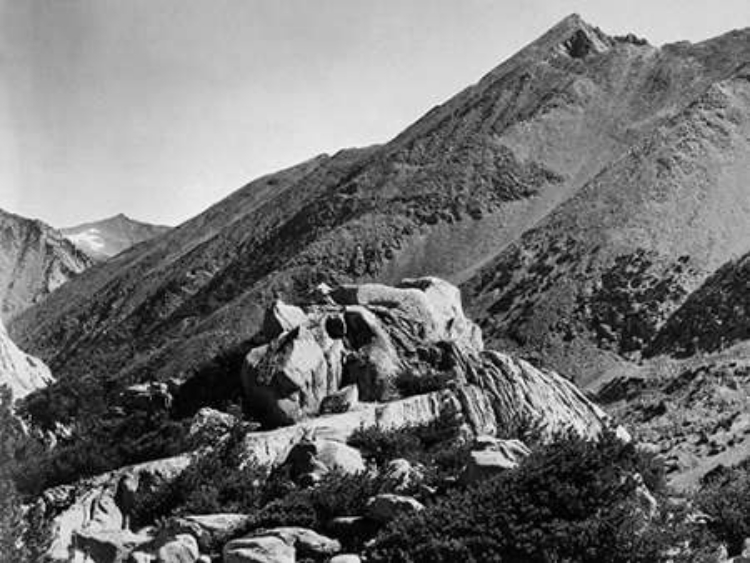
[14,15,748,395]
[0,208,92,322]
[62,213,171,262]
[465,58,750,384]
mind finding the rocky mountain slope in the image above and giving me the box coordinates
[0,208,92,322]
[465,51,750,384]
[62,213,171,262]
[14,15,750,403]
[0,318,53,399]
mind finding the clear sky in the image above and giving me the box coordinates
[2,0,749,227]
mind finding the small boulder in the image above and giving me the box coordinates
[155,534,200,563]
[284,439,366,486]
[364,494,425,524]
[330,556,362,563]
[255,526,341,559]
[165,514,253,551]
[320,385,359,415]
[223,536,294,563]
[459,438,530,485]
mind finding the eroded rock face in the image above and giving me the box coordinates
[0,319,53,399]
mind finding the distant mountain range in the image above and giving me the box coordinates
[62,213,171,262]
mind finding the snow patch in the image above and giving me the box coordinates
[65,228,106,251]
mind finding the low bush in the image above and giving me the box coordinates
[347,412,463,468]
[395,370,453,397]
[696,460,750,555]
[365,431,680,562]
[14,411,190,496]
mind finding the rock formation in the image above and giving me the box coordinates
[241,277,609,438]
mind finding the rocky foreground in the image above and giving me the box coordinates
[35,277,619,562]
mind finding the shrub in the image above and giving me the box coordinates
[14,411,190,496]
[0,386,49,561]
[348,426,423,467]
[395,370,453,397]
[132,424,265,526]
[696,460,750,555]
[365,431,679,562]
[347,413,463,468]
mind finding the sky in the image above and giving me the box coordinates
[1,0,749,228]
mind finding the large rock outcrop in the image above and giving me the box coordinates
[241,277,608,437]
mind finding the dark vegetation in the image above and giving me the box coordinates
[696,460,750,555]
[365,430,681,562]
[0,386,49,561]
[649,251,750,358]
[117,416,750,561]
[4,392,750,560]
[12,339,258,495]
[586,250,696,355]
[12,410,189,496]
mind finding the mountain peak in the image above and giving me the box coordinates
[543,13,613,59]
[61,214,171,261]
